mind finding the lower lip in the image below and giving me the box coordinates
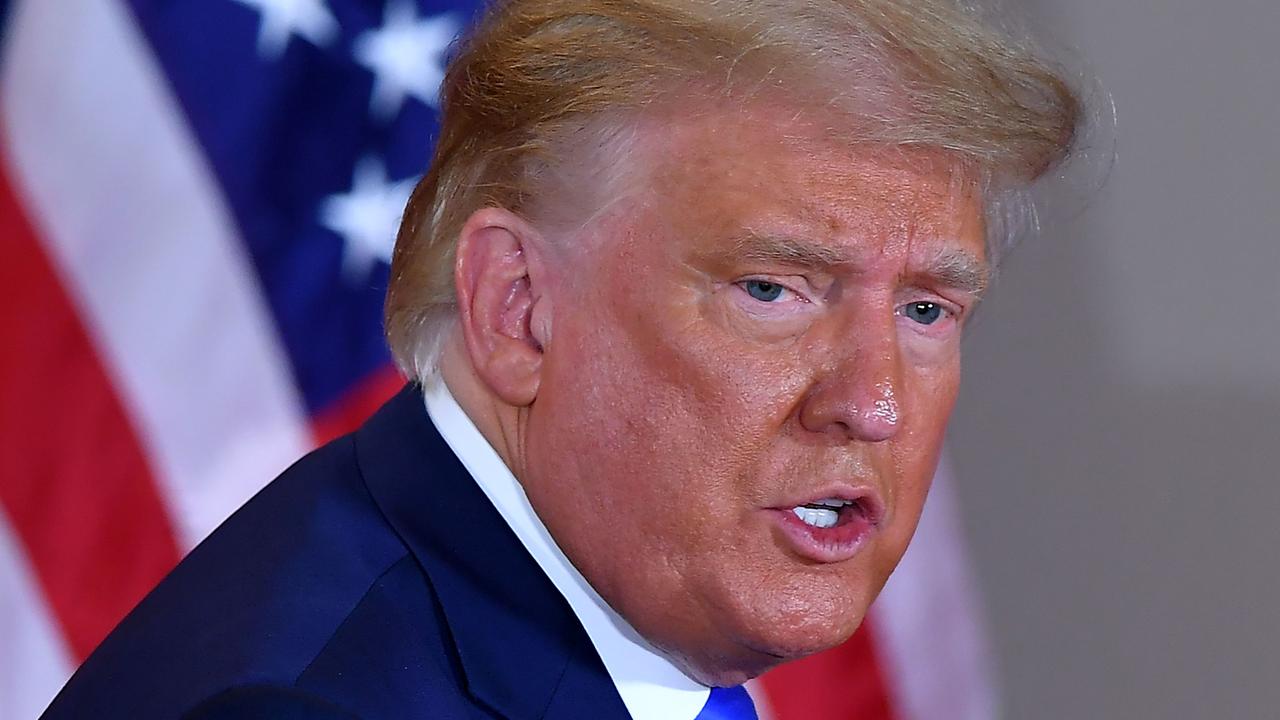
[769,508,878,563]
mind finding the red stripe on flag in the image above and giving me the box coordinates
[311,365,405,445]
[0,151,181,661]
[758,624,898,720]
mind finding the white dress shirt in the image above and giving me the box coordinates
[423,380,710,720]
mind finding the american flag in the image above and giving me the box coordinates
[0,0,997,717]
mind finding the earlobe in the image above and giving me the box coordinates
[453,208,551,407]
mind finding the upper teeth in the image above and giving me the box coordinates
[792,498,851,529]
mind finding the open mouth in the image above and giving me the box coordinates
[790,497,874,529]
[772,492,883,563]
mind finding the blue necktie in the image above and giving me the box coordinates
[694,685,758,720]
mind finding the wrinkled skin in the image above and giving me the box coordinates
[449,108,988,685]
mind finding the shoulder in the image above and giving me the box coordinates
[42,431,465,719]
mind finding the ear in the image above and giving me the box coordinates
[453,207,553,407]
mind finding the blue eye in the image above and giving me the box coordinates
[903,301,944,325]
[743,280,784,302]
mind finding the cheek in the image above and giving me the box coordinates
[582,331,757,501]
[899,348,962,439]
[880,364,960,547]
[543,286,804,535]
[599,272,802,438]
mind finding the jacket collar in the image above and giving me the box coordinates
[353,383,630,720]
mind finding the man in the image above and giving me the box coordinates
[43,0,1078,717]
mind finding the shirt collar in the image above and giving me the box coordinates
[423,379,710,720]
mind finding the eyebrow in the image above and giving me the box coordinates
[728,232,855,267]
[919,247,991,298]
[726,232,990,297]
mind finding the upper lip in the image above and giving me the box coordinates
[772,484,886,526]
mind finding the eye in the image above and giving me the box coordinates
[901,301,945,325]
[742,279,786,302]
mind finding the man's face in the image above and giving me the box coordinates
[519,109,988,683]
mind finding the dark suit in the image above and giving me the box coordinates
[42,384,632,720]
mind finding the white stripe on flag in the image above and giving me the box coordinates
[745,680,777,720]
[0,0,312,550]
[870,457,1000,720]
[0,508,74,720]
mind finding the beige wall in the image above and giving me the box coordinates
[949,0,1280,717]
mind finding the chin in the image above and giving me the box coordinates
[745,605,867,662]
[671,580,873,686]
[747,566,884,652]
[665,611,867,687]
[661,642,782,688]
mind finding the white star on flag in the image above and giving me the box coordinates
[353,0,461,120]
[320,155,418,281]
[229,0,339,59]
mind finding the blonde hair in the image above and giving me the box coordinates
[385,0,1082,379]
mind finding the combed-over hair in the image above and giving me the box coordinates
[385,0,1082,379]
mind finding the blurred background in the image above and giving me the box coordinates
[1,0,1276,718]
[950,0,1280,717]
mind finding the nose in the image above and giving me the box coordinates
[798,324,903,443]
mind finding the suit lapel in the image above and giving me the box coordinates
[354,384,632,720]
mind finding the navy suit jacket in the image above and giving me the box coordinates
[42,384,633,720]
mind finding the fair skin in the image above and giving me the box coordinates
[439,106,989,686]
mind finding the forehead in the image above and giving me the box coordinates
[633,107,987,270]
